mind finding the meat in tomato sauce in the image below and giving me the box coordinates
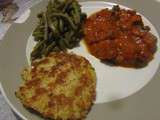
[84,5,157,67]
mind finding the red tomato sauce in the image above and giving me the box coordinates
[84,6,157,67]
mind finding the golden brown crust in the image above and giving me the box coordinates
[16,52,96,120]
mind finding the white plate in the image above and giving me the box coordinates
[26,1,160,104]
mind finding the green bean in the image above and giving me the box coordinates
[48,32,53,41]
[70,10,76,24]
[31,41,44,60]
[58,38,67,50]
[49,23,59,36]
[53,0,60,8]
[62,38,69,47]
[48,16,60,36]
[33,31,43,37]
[51,13,77,30]
[63,31,75,48]
[58,18,64,33]
[80,13,87,22]
[47,3,58,14]
[31,0,87,61]
[41,44,47,55]
[43,13,48,41]
[34,36,44,41]
[33,40,45,51]
[44,41,56,55]
[72,2,80,24]
[65,31,74,41]
[62,0,73,12]
[31,51,40,60]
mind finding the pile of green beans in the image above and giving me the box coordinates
[31,0,87,61]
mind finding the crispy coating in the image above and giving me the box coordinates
[16,52,96,120]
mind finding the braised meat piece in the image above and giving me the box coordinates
[84,5,157,67]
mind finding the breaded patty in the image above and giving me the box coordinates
[16,52,96,120]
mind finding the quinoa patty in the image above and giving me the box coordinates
[16,52,96,120]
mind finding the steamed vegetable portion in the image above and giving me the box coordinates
[31,0,87,61]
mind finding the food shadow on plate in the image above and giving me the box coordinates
[94,95,126,112]
[22,105,91,120]
[107,100,125,110]
[100,59,150,69]
[12,104,54,120]
[12,110,23,120]
[24,107,53,120]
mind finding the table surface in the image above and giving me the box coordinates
[0,0,160,120]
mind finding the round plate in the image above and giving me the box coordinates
[26,1,160,104]
[0,1,160,120]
